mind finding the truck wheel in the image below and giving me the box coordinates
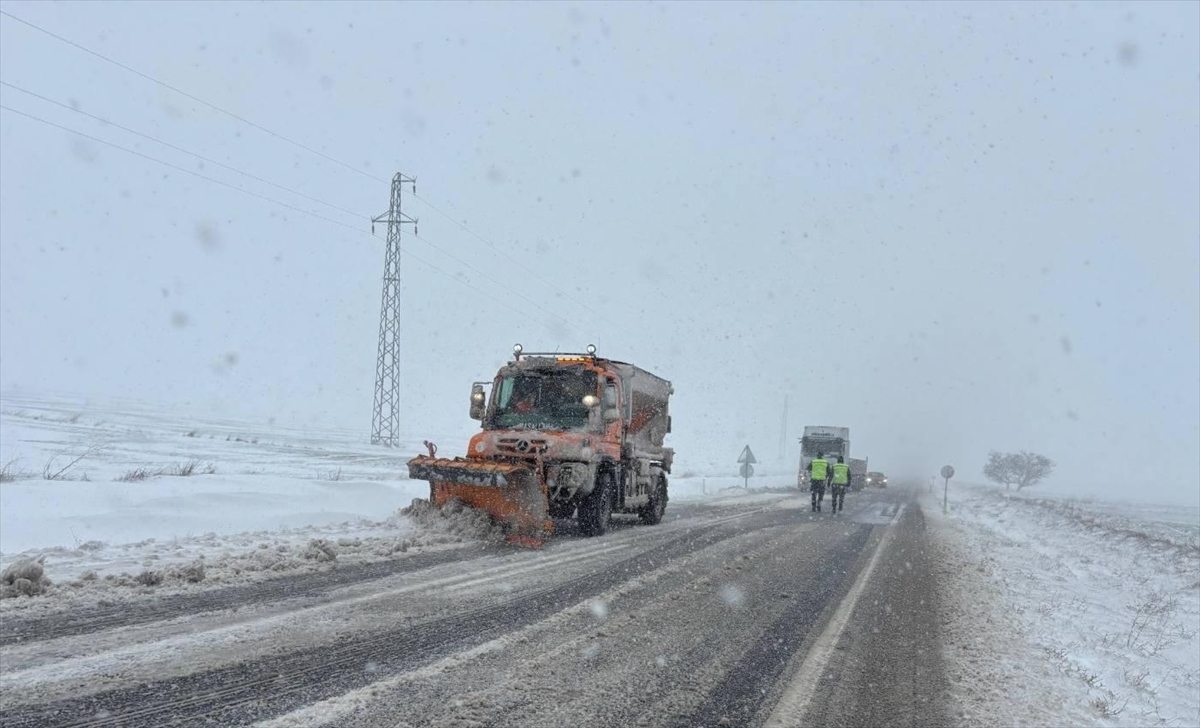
[639,476,667,525]
[549,501,575,519]
[578,471,614,537]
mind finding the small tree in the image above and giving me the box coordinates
[983,450,1055,490]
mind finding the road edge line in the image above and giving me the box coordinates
[762,502,908,728]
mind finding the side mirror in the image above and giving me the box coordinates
[601,384,620,423]
[666,415,672,434]
[469,384,486,421]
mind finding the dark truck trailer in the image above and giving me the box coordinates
[849,457,868,491]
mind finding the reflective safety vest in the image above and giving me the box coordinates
[810,458,829,481]
[832,462,850,485]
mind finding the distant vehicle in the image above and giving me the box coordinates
[408,345,674,547]
[849,457,869,491]
[866,471,888,488]
[797,425,850,491]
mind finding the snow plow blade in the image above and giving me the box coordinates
[406,455,552,547]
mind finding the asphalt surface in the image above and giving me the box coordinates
[0,487,949,728]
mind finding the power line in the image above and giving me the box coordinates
[407,228,578,329]
[0,9,386,184]
[5,78,586,328]
[411,192,606,319]
[0,104,365,229]
[0,104,583,333]
[0,80,364,220]
[1,11,605,325]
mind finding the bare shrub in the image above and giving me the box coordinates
[119,461,217,481]
[1036,593,1064,616]
[171,560,206,584]
[135,570,164,586]
[1122,668,1149,691]
[317,467,343,482]
[302,539,338,562]
[172,459,216,477]
[42,445,102,481]
[0,456,25,482]
[1124,588,1181,656]
[116,467,153,482]
[1,557,49,598]
[1090,690,1127,718]
[1080,671,1103,688]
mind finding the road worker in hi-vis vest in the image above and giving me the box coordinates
[830,456,851,514]
[809,453,830,512]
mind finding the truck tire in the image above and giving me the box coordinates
[639,475,667,525]
[549,501,575,519]
[578,470,614,537]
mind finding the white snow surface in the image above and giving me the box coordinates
[0,393,790,610]
[926,481,1200,728]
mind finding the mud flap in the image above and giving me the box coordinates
[407,455,553,547]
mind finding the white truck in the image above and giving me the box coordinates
[797,425,850,491]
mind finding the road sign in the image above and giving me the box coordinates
[738,445,757,464]
[739,462,754,479]
[940,465,955,514]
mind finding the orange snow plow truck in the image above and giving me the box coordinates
[407,344,674,547]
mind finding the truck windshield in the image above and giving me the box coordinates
[489,368,598,430]
[802,439,844,457]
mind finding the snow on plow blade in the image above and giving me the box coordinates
[407,457,522,488]
[406,455,552,547]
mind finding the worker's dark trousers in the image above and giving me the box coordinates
[831,485,846,513]
[811,482,826,511]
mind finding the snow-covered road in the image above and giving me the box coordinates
[0,488,924,728]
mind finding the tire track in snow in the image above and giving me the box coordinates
[1,509,799,728]
[0,500,775,649]
[0,545,484,647]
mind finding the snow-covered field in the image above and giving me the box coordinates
[926,481,1200,728]
[0,392,791,610]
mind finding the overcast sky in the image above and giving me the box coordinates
[1,1,1197,503]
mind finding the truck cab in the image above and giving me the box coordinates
[797,426,850,491]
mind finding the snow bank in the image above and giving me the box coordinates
[926,482,1200,728]
[397,498,506,545]
[670,474,798,501]
[0,393,437,552]
[0,392,798,611]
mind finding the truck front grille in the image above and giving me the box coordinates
[496,438,549,457]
